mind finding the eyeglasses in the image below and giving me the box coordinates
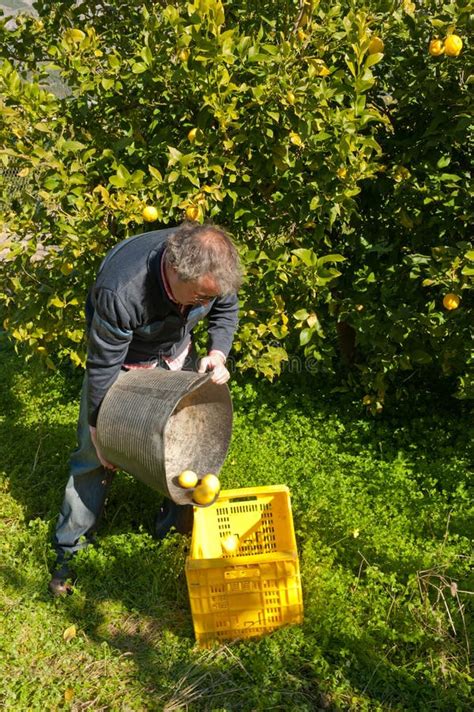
[192,293,219,305]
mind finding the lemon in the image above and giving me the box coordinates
[187,128,198,142]
[222,534,239,554]
[61,263,74,276]
[444,34,462,57]
[442,293,460,310]
[185,205,200,221]
[289,132,303,147]
[178,469,198,489]
[192,484,216,506]
[368,36,384,54]
[179,48,190,62]
[200,474,220,494]
[428,39,444,57]
[286,91,296,105]
[142,205,158,222]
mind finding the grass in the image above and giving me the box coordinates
[0,336,472,711]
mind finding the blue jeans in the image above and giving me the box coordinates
[53,373,113,563]
[53,349,199,565]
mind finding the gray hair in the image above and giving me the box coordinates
[165,221,242,295]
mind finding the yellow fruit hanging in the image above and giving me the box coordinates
[444,34,462,57]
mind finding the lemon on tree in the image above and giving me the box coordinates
[185,205,200,221]
[368,36,384,54]
[442,293,460,310]
[187,128,199,143]
[178,469,198,488]
[428,39,444,56]
[142,205,158,222]
[444,34,463,57]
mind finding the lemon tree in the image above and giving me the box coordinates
[0,0,471,401]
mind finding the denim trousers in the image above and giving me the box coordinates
[53,350,198,565]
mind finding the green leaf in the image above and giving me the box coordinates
[131,62,147,74]
[148,165,163,182]
[299,328,312,346]
[317,254,346,266]
[292,249,317,267]
[294,309,309,321]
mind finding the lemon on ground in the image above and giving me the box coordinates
[368,36,384,54]
[178,469,198,489]
[444,34,462,57]
[428,39,444,56]
[200,474,220,494]
[443,293,460,310]
[192,483,216,505]
[142,205,158,222]
[222,534,239,554]
[185,205,200,221]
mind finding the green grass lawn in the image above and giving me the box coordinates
[0,337,472,711]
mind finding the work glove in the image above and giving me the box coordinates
[198,350,230,385]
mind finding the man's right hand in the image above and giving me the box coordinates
[89,426,117,470]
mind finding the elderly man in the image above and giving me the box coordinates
[49,221,242,595]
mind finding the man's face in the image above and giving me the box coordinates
[169,270,220,306]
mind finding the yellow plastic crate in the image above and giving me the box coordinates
[185,485,303,647]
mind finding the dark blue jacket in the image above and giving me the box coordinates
[85,229,239,425]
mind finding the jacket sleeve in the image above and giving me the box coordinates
[86,288,134,426]
[206,293,239,358]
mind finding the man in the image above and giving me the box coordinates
[49,221,242,595]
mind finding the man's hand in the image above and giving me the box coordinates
[89,426,117,470]
[198,351,230,385]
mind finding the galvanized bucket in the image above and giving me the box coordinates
[95,368,233,505]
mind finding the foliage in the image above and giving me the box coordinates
[0,0,472,399]
[0,339,472,710]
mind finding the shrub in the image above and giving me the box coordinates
[0,0,471,398]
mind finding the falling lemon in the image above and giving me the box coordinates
[200,474,220,494]
[428,39,444,56]
[178,469,198,489]
[444,34,462,57]
[222,534,239,554]
[142,205,158,222]
[192,483,216,505]
[442,293,460,310]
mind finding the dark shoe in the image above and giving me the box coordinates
[48,563,76,597]
[154,499,194,540]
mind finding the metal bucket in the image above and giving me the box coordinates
[95,368,233,506]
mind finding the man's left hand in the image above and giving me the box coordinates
[198,351,230,385]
